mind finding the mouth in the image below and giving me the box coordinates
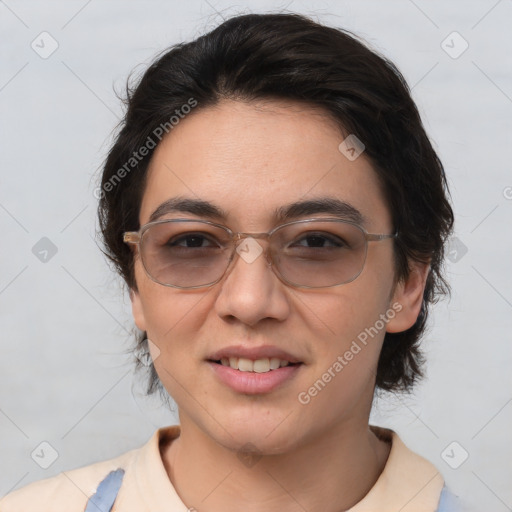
[206,346,304,394]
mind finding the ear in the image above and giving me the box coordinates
[129,287,147,332]
[386,260,430,333]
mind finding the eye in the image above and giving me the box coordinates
[168,232,220,248]
[291,232,346,249]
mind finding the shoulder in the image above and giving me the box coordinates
[0,447,137,512]
[0,426,182,512]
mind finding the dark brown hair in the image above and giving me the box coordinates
[97,12,454,396]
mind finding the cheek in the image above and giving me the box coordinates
[312,282,390,355]
[134,263,206,352]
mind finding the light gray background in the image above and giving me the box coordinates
[1,1,511,510]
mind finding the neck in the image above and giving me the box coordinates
[161,417,391,512]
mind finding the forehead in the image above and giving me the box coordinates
[139,99,391,231]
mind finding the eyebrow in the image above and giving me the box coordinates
[148,196,367,226]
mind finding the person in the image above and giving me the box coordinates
[0,12,464,512]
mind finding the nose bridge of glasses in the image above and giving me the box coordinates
[233,231,271,243]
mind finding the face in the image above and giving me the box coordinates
[130,99,427,453]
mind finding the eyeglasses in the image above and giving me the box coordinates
[123,218,398,289]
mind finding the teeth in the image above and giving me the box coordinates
[269,357,281,370]
[219,357,292,373]
[238,358,254,372]
[253,358,270,373]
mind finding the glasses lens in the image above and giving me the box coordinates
[140,221,232,287]
[272,220,367,287]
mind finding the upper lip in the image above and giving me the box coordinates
[208,345,302,364]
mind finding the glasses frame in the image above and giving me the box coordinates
[123,217,398,290]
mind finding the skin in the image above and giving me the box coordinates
[130,98,429,512]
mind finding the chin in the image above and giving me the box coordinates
[206,411,306,455]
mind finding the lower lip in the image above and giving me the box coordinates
[208,361,302,394]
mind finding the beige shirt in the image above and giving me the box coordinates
[0,424,445,511]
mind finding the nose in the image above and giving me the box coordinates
[213,237,290,327]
